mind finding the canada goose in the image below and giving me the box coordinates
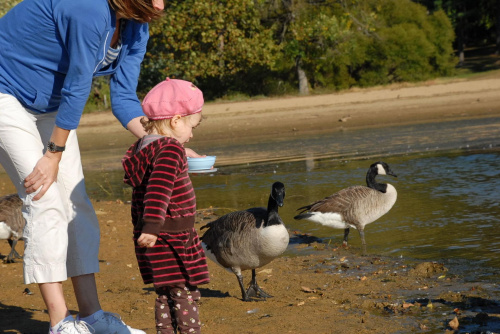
[294,162,397,255]
[201,182,288,301]
[0,194,25,263]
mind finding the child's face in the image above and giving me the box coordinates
[171,112,202,145]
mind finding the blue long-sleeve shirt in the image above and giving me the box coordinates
[0,0,149,130]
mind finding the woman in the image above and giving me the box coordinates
[0,0,169,333]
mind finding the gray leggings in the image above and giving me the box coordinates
[155,284,202,334]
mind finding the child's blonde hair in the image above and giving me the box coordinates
[141,117,170,135]
[141,113,201,136]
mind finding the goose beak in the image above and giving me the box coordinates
[388,170,397,178]
[276,193,285,207]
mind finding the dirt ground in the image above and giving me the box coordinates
[1,75,500,333]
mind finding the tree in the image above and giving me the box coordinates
[0,0,21,16]
[140,0,280,98]
[414,0,500,60]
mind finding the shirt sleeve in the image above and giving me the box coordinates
[141,144,183,235]
[110,22,149,128]
[53,1,109,130]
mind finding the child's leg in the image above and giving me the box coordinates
[156,287,177,334]
[169,284,202,334]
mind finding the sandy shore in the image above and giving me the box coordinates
[77,76,500,167]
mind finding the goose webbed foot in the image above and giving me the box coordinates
[4,249,22,263]
[7,240,23,261]
[246,284,273,300]
[244,269,273,301]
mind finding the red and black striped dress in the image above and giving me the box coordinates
[122,135,210,288]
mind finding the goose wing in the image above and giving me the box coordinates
[201,208,266,267]
[298,186,375,215]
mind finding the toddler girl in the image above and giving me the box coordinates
[122,78,210,334]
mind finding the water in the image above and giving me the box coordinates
[81,149,500,282]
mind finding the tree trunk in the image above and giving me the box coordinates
[457,24,465,66]
[296,57,309,95]
[496,3,500,55]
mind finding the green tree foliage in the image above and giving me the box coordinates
[354,0,456,85]
[140,0,280,99]
[268,0,456,90]
[0,0,21,16]
[283,7,354,90]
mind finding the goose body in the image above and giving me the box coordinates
[0,194,25,263]
[201,182,288,301]
[294,162,397,255]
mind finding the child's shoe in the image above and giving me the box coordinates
[79,311,145,334]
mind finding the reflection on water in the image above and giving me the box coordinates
[79,149,500,281]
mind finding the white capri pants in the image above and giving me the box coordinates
[0,92,100,284]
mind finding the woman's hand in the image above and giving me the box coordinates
[137,233,158,248]
[25,125,70,200]
[24,152,62,201]
[185,147,206,158]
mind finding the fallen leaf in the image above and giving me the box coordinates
[449,316,459,330]
[258,268,273,274]
[301,286,316,293]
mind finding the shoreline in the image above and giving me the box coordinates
[76,76,500,168]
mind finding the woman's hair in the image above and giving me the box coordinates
[108,0,163,23]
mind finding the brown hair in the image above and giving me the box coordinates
[108,0,163,23]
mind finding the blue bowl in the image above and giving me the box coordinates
[187,156,216,171]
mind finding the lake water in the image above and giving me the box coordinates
[1,116,499,283]
[81,152,500,284]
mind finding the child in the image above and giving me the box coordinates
[122,78,210,334]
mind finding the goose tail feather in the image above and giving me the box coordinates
[294,212,313,220]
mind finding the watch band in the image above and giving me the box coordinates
[47,141,65,153]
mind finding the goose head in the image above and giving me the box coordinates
[270,182,285,207]
[366,162,397,192]
[369,161,397,178]
[374,161,397,177]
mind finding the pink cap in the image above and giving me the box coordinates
[142,78,204,120]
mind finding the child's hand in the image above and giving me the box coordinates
[185,147,206,158]
[137,233,158,248]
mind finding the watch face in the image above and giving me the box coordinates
[47,142,64,152]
